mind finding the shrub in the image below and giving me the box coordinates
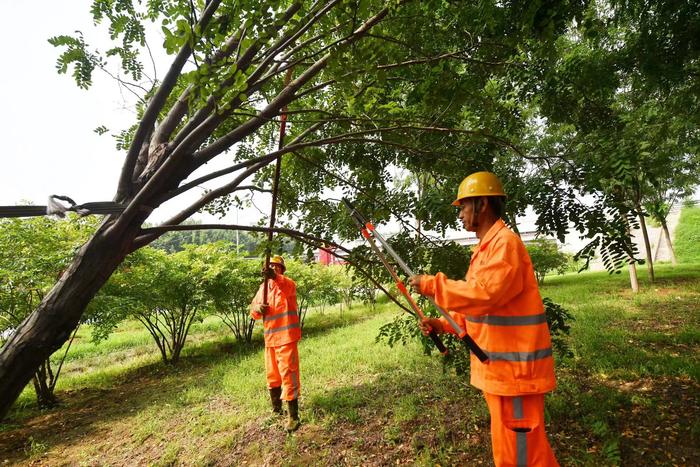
[526,239,569,284]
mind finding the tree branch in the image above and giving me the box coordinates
[189,5,394,166]
[116,0,223,200]
[164,121,325,202]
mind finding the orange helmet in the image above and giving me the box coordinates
[451,171,506,206]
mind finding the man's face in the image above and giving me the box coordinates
[271,263,284,275]
[457,199,476,232]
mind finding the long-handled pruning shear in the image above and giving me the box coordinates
[343,198,489,363]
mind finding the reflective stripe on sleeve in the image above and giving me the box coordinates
[264,322,301,335]
[466,313,547,326]
[486,347,553,362]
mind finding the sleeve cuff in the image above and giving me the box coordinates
[419,275,437,296]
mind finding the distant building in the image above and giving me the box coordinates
[315,246,346,265]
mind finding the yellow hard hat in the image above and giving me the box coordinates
[270,255,286,271]
[451,171,506,206]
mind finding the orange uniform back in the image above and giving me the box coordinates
[420,219,556,395]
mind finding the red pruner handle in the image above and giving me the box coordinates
[429,330,448,355]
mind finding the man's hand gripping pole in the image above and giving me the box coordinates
[342,198,489,363]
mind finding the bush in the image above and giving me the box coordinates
[526,239,569,284]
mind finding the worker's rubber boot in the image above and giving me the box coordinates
[269,387,283,415]
[286,399,300,432]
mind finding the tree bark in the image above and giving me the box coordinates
[0,219,142,418]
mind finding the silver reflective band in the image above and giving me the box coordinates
[264,310,298,322]
[486,347,553,362]
[291,352,300,399]
[264,323,301,335]
[513,397,528,466]
[517,431,528,466]
[513,396,524,419]
[467,313,547,326]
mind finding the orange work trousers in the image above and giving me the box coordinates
[265,342,301,401]
[483,392,559,467]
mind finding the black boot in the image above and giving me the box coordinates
[286,398,300,432]
[269,387,283,415]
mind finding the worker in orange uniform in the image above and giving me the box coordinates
[409,172,558,466]
[250,255,302,432]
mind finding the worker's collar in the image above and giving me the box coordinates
[476,218,506,251]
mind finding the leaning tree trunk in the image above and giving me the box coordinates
[0,217,144,418]
[637,211,655,282]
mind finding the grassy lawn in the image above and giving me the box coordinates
[1,264,698,466]
[675,205,700,264]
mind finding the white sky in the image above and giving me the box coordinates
[2,2,132,207]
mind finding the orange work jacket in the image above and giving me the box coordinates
[250,274,301,348]
[419,219,556,396]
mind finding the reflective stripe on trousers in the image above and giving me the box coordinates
[483,392,559,467]
[264,341,301,401]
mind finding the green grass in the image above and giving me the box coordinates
[1,265,699,466]
[675,205,700,264]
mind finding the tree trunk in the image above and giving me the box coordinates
[32,361,58,409]
[0,219,142,419]
[662,221,677,266]
[637,211,655,282]
[629,261,639,293]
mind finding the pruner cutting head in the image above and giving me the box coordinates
[341,197,367,224]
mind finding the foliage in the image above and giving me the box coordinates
[527,0,700,275]
[542,297,575,358]
[376,314,424,351]
[5,0,699,419]
[0,215,98,407]
[97,245,215,363]
[204,248,260,342]
[674,205,700,264]
[526,238,569,284]
[149,221,259,254]
[285,261,347,324]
